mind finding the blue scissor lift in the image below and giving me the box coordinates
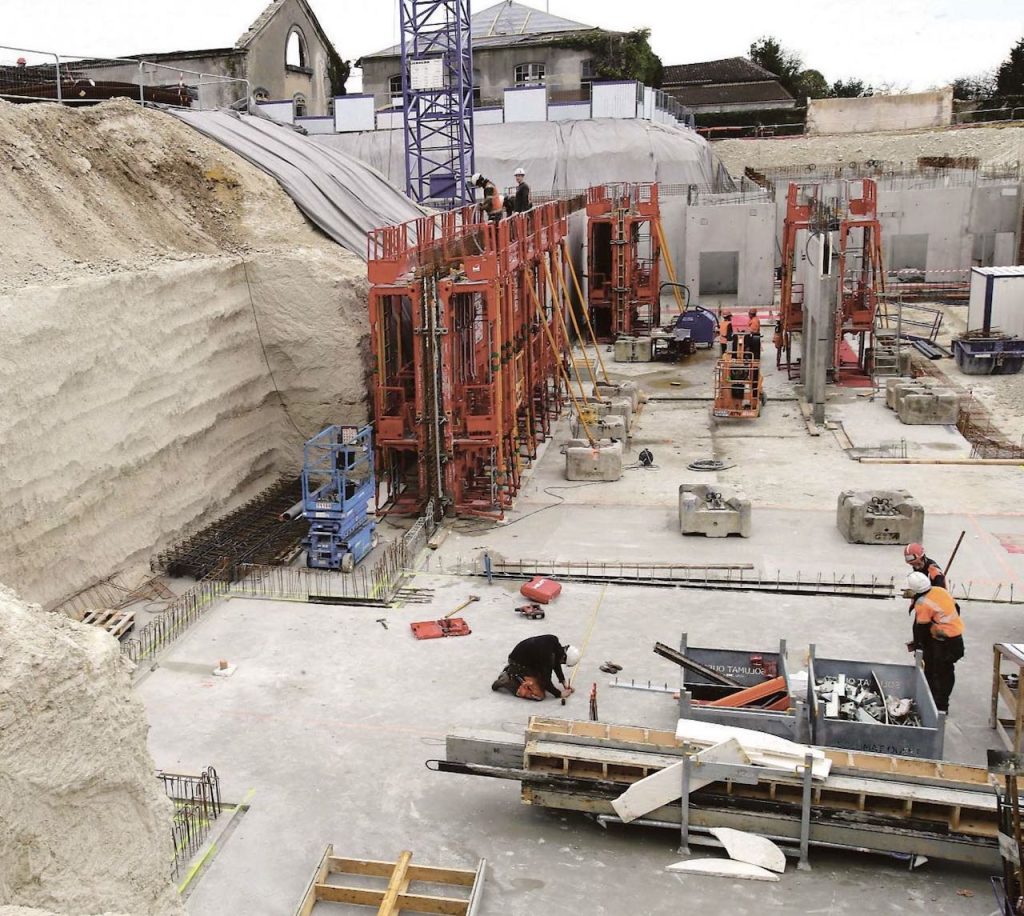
[301,425,377,572]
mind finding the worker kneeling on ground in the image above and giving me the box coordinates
[492,634,580,701]
[905,571,965,713]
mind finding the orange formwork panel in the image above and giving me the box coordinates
[585,182,661,341]
[367,199,577,520]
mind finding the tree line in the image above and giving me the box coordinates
[749,35,1024,101]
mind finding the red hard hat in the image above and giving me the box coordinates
[16,57,27,66]
[904,543,924,563]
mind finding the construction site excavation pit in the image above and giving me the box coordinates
[7,72,1024,916]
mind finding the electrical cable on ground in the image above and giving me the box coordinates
[447,481,606,535]
[241,260,308,441]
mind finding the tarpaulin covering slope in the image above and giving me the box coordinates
[317,119,735,195]
[171,109,425,257]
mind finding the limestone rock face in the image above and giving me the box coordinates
[0,585,184,916]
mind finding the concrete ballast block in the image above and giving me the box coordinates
[836,489,924,545]
[565,439,624,481]
[679,484,752,538]
[896,389,960,425]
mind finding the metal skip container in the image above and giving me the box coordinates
[808,648,944,759]
[676,633,809,742]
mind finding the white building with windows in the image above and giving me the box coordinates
[358,0,614,111]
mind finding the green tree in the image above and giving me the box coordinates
[749,36,802,97]
[996,36,1024,95]
[794,68,829,100]
[554,29,662,87]
[951,71,996,100]
[830,78,869,98]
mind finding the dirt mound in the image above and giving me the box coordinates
[0,584,184,915]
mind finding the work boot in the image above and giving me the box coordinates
[492,670,513,692]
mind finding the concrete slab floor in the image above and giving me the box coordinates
[138,335,1024,914]
[140,579,1015,915]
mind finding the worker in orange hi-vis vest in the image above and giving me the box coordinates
[905,572,965,713]
[718,311,733,355]
[745,308,762,360]
[470,172,503,223]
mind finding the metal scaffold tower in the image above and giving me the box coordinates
[399,0,475,207]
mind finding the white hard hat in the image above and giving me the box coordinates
[906,571,931,595]
[470,172,483,185]
[514,167,525,176]
[564,645,581,667]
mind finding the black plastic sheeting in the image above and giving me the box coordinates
[170,109,425,258]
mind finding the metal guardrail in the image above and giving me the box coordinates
[0,44,249,109]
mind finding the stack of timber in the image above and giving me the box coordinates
[437,717,1000,866]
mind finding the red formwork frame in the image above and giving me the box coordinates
[367,201,572,519]
[585,182,661,341]
[777,179,885,379]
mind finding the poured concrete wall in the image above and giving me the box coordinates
[682,201,775,307]
[807,90,953,135]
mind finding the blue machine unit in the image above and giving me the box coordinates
[301,425,377,572]
[675,306,719,349]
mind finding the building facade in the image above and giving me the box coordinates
[662,57,795,116]
[359,0,614,109]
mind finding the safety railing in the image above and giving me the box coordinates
[953,106,1024,126]
[0,44,249,109]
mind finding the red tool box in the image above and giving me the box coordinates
[520,576,561,604]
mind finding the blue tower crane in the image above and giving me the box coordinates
[399,0,475,206]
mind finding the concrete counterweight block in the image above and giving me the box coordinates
[592,382,646,411]
[606,397,633,432]
[836,489,924,545]
[613,336,653,363]
[565,439,624,481]
[595,414,627,440]
[896,388,960,425]
[679,484,752,538]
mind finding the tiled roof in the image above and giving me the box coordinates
[666,80,795,107]
[236,0,287,49]
[663,57,778,86]
[363,0,598,59]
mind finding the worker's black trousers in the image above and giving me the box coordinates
[924,636,965,712]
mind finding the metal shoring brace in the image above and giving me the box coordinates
[798,751,814,870]
[679,747,693,855]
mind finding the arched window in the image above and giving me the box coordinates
[293,93,307,118]
[286,28,307,69]
[514,63,545,86]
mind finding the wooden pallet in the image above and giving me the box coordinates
[80,608,136,638]
[295,846,485,916]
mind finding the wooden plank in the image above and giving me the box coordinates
[393,892,469,915]
[315,885,385,907]
[707,677,786,708]
[611,739,748,823]
[327,857,395,878]
[294,843,332,916]
[405,864,477,886]
[379,850,412,914]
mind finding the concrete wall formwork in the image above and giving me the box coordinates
[806,90,953,135]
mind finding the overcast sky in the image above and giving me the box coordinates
[5,0,1022,92]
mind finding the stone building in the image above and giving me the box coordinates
[66,0,345,116]
[359,0,620,109]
